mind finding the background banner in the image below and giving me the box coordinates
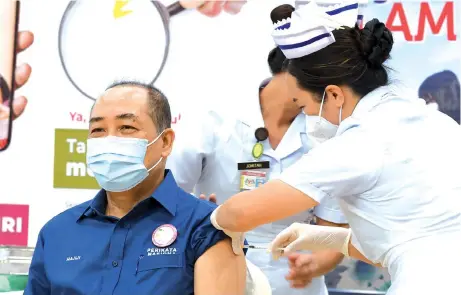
[53,129,98,189]
[0,204,29,247]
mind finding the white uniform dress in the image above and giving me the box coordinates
[167,110,347,295]
[278,86,461,295]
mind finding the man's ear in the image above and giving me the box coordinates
[325,85,345,108]
[161,128,175,158]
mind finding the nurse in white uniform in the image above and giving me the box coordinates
[167,6,348,294]
[209,2,461,295]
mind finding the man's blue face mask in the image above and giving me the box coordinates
[86,131,164,192]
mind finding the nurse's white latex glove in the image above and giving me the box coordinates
[269,223,352,260]
[210,205,245,255]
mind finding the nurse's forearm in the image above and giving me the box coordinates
[310,217,347,276]
[312,218,381,267]
[217,180,318,232]
[347,242,382,268]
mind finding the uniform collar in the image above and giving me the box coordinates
[350,86,398,118]
[262,113,306,160]
[78,170,179,221]
[337,86,398,135]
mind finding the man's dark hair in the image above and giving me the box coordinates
[418,70,460,124]
[106,80,171,132]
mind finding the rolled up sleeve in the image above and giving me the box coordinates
[190,211,228,261]
[277,130,384,204]
[314,195,348,224]
[24,229,50,295]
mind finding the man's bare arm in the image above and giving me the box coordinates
[194,239,246,295]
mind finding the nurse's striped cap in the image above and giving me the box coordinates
[294,1,369,29]
[272,1,360,59]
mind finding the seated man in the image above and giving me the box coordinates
[24,81,246,295]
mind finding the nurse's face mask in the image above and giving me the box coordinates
[306,90,343,144]
[86,131,165,192]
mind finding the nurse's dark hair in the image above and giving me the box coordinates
[105,81,171,132]
[267,4,294,75]
[272,5,394,100]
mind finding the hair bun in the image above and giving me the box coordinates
[270,4,295,23]
[360,19,394,68]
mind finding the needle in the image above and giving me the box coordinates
[242,245,285,251]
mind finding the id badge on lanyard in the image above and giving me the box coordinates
[238,161,270,191]
[237,127,270,191]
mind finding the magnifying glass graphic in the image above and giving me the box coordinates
[58,0,197,101]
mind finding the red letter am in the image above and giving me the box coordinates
[415,2,456,41]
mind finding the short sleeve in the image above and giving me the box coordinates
[277,129,384,204]
[24,228,50,295]
[190,203,229,261]
[350,231,370,259]
[314,195,348,224]
[166,110,220,193]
